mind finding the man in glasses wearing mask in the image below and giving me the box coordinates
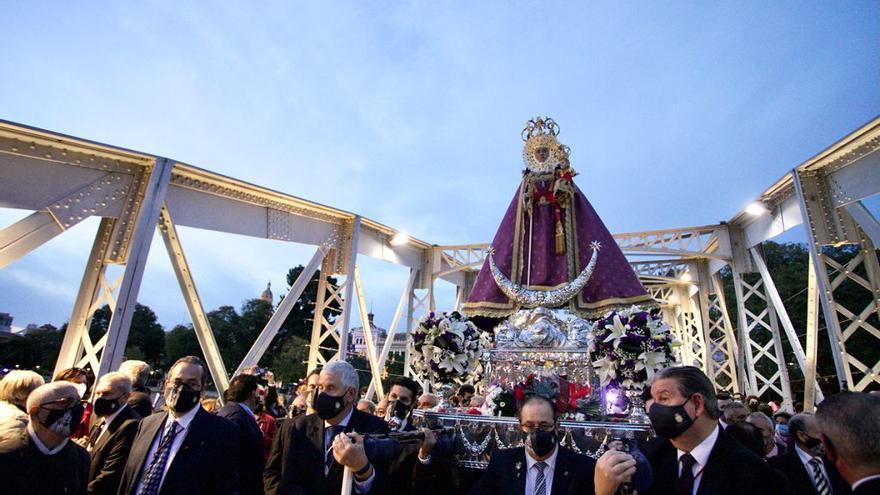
[0,381,90,495]
[469,394,596,495]
[86,371,142,495]
[117,356,241,495]
[769,412,850,494]
[637,365,787,495]
[264,361,389,495]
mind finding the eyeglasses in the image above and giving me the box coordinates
[520,422,555,432]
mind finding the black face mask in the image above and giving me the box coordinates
[802,435,824,456]
[386,399,412,421]
[647,397,694,439]
[93,396,123,417]
[166,384,200,414]
[315,391,347,420]
[39,403,85,437]
[524,429,558,458]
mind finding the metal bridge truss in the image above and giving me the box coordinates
[1,116,879,409]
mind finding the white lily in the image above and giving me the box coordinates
[602,315,629,347]
[438,353,468,374]
[638,350,668,381]
[592,355,617,387]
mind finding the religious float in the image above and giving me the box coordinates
[411,117,679,468]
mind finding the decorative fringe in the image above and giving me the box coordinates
[555,220,565,255]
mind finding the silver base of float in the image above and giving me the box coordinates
[412,409,653,469]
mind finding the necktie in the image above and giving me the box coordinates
[137,422,181,495]
[325,425,345,475]
[810,457,831,495]
[676,453,697,495]
[88,420,105,449]
[534,461,548,495]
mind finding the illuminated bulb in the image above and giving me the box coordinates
[745,202,768,216]
[390,232,410,246]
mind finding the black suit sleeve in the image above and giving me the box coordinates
[264,418,300,495]
[467,452,502,495]
[88,420,140,495]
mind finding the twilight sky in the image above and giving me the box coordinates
[1,1,878,334]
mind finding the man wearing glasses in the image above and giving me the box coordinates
[469,394,596,495]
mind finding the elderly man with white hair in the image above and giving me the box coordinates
[86,371,142,495]
[118,360,153,418]
[0,370,45,453]
[264,361,391,495]
[0,381,90,495]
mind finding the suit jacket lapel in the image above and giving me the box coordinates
[551,448,573,495]
[162,407,207,489]
[512,448,527,495]
[126,412,167,494]
[696,430,730,495]
[92,406,132,454]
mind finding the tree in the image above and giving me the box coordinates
[719,241,880,400]
[88,304,165,368]
[164,324,205,367]
[0,326,63,372]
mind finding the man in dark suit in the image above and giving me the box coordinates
[87,371,142,495]
[769,413,850,494]
[638,366,788,495]
[118,360,154,418]
[264,361,389,495]
[216,374,265,495]
[816,392,880,495]
[469,394,596,495]
[116,356,241,495]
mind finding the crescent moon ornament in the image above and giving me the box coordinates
[487,241,601,308]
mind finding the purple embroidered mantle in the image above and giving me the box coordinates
[463,178,653,318]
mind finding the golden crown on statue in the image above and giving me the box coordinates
[521,116,566,173]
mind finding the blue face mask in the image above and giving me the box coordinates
[775,424,789,435]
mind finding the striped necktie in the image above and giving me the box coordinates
[534,461,548,495]
[809,457,831,495]
[137,422,181,495]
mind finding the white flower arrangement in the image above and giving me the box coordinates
[409,311,489,385]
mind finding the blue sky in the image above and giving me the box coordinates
[1,1,878,333]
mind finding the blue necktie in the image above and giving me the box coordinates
[325,425,345,475]
[534,461,548,495]
[137,422,181,495]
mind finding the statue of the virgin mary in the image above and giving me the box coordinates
[462,117,654,319]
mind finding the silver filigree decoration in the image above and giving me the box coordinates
[494,307,593,349]
[487,242,600,308]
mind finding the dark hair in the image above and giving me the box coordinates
[816,392,880,468]
[716,391,731,401]
[757,403,773,416]
[653,366,720,419]
[788,413,810,441]
[773,411,792,421]
[457,384,475,396]
[170,356,208,387]
[307,367,322,379]
[224,374,258,403]
[518,394,557,421]
[54,367,95,394]
[389,376,422,401]
[727,421,766,457]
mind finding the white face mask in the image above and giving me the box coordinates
[72,383,88,399]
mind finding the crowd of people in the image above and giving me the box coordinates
[0,358,878,495]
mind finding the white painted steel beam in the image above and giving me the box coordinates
[235,245,327,377]
[158,203,230,393]
[366,268,418,401]
[96,158,173,377]
[352,264,385,398]
[338,216,361,360]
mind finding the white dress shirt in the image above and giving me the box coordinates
[27,421,68,455]
[525,445,558,495]
[677,424,720,495]
[324,408,375,494]
[133,405,200,494]
[795,443,831,491]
